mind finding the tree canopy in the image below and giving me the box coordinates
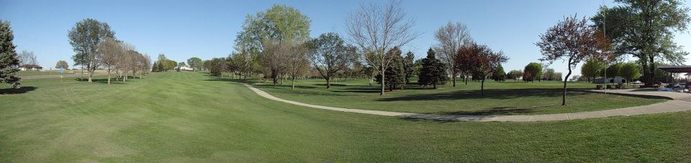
[68,18,115,82]
[592,0,690,84]
[0,21,20,88]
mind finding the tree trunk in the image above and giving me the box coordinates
[107,69,111,85]
[88,70,93,83]
[291,76,295,90]
[562,61,573,106]
[380,64,385,96]
[481,78,485,96]
[452,73,456,87]
[464,75,468,85]
[326,77,331,89]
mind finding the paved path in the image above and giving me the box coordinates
[244,84,691,122]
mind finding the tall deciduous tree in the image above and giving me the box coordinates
[68,18,115,82]
[307,33,357,89]
[434,22,471,87]
[592,0,690,85]
[236,4,310,85]
[18,50,37,66]
[536,15,601,106]
[346,0,418,95]
[286,42,310,89]
[97,37,122,85]
[0,21,20,88]
[187,57,202,72]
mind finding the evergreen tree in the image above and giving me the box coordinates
[375,48,405,91]
[0,21,21,88]
[492,64,506,81]
[402,51,415,86]
[418,48,447,89]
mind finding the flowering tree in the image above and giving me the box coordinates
[536,15,601,106]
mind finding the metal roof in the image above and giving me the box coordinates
[658,65,691,73]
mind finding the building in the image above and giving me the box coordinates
[19,64,43,71]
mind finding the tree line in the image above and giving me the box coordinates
[68,18,151,84]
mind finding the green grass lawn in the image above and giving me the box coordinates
[1,72,689,162]
[253,78,666,115]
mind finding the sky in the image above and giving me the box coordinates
[1,0,690,77]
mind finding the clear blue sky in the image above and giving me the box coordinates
[1,0,690,76]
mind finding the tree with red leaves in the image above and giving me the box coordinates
[536,15,602,106]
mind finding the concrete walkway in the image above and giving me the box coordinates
[244,84,691,122]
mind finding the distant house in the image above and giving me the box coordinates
[177,65,194,71]
[19,64,43,71]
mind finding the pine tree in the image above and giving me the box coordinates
[375,48,405,91]
[418,48,447,89]
[0,21,21,88]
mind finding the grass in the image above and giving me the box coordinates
[0,72,689,162]
[253,78,666,115]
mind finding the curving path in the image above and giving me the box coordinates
[244,83,691,122]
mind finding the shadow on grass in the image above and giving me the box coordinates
[0,86,37,94]
[74,77,140,84]
[435,106,537,116]
[314,83,348,87]
[377,88,592,101]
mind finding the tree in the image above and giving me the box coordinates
[402,51,415,87]
[68,18,115,82]
[346,0,418,95]
[307,33,357,89]
[177,62,186,72]
[492,64,506,81]
[187,57,202,72]
[542,68,556,81]
[286,42,310,89]
[523,63,543,82]
[154,54,176,72]
[434,22,472,87]
[465,43,507,95]
[97,37,122,85]
[0,21,20,88]
[620,62,641,84]
[581,58,606,82]
[206,58,226,77]
[507,70,523,81]
[417,48,447,89]
[592,0,690,85]
[236,4,311,85]
[18,50,38,66]
[55,60,69,70]
[375,47,406,91]
[605,63,624,77]
[536,15,600,106]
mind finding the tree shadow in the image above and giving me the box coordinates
[377,88,591,101]
[0,86,37,94]
[314,83,348,87]
[331,87,381,93]
[433,106,554,116]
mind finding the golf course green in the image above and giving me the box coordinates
[1,72,689,162]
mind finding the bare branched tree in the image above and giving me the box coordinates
[346,0,418,95]
[434,22,471,87]
[97,37,122,85]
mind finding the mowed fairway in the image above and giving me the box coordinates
[1,72,690,162]
[256,79,666,115]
